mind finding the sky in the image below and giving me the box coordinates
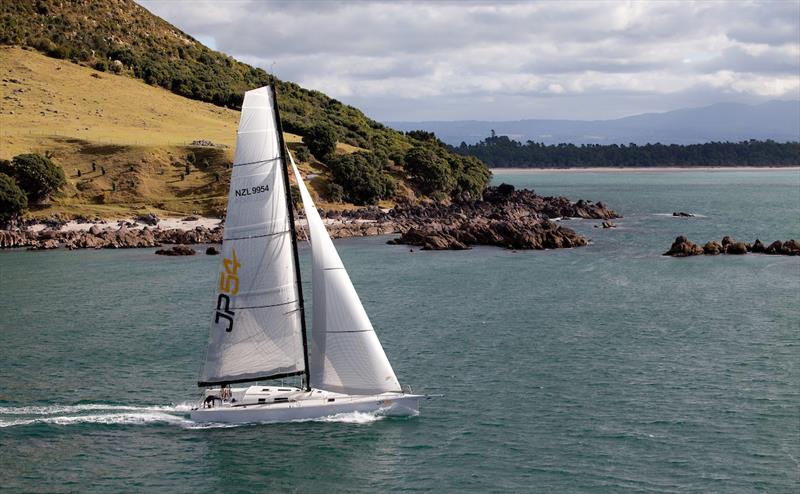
[138,0,800,122]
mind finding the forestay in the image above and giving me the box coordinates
[199,87,305,386]
[290,154,401,395]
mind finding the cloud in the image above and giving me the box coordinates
[137,0,800,121]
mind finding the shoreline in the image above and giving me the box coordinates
[491,166,800,173]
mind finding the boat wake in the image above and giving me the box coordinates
[0,403,194,428]
[299,410,387,424]
[0,404,394,429]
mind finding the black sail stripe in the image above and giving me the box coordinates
[197,370,305,387]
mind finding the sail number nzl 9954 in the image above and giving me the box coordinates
[215,249,241,332]
[235,185,269,198]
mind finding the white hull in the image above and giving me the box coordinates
[190,386,422,423]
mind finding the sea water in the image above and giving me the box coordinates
[1,170,798,493]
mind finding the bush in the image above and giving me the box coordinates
[93,60,107,72]
[0,173,27,226]
[303,124,337,161]
[3,154,65,203]
[327,152,394,205]
[328,183,344,203]
[295,146,310,163]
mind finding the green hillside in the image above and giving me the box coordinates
[0,0,490,218]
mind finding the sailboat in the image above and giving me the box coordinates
[189,86,424,423]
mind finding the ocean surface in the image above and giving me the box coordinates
[1,170,798,493]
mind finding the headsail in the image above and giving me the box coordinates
[199,86,306,386]
[290,154,401,395]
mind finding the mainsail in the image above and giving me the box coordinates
[199,87,307,386]
[290,154,401,395]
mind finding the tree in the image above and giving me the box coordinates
[327,152,394,205]
[303,124,337,161]
[0,173,27,227]
[404,146,454,196]
[3,154,65,203]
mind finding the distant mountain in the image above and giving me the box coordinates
[386,101,800,146]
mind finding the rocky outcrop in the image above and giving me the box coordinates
[155,245,196,256]
[206,246,220,255]
[667,236,799,257]
[382,185,616,251]
[673,211,695,217]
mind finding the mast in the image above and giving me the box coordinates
[271,83,312,391]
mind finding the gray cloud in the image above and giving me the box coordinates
[138,0,800,121]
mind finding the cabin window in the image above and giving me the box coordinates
[327,398,335,402]
[261,388,270,392]
[278,388,291,391]
[274,397,289,402]
[258,398,266,403]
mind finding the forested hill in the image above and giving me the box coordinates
[0,0,406,156]
[454,135,800,168]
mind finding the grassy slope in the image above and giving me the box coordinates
[0,0,410,156]
[0,46,358,218]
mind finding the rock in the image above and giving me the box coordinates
[721,235,734,248]
[182,215,199,222]
[751,239,766,253]
[672,211,695,217]
[206,246,220,255]
[155,245,196,256]
[781,239,800,256]
[0,230,33,248]
[601,220,616,229]
[136,213,159,226]
[88,225,102,235]
[765,240,783,254]
[703,240,722,255]
[664,236,704,257]
[727,242,748,255]
[28,239,60,250]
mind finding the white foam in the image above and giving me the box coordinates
[313,411,385,424]
[0,402,194,415]
[0,402,196,428]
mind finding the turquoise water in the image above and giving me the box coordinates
[1,170,798,493]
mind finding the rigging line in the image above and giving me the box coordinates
[233,157,281,168]
[223,229,290,241]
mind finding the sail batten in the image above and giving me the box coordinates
[199,86,306,386]
[289,154,402,395]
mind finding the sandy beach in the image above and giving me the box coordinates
[491,166,800,173]
[26,216,224,233]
